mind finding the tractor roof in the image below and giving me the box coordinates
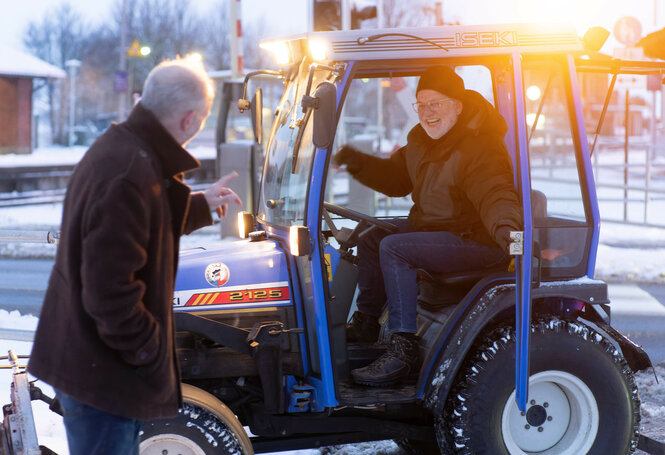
[261,23,585,65]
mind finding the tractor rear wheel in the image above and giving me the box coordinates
[438,318,640,454]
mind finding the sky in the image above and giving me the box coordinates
[0,0,661,55]
[0,0,310,48]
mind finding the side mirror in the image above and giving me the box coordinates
[312,82,336,149]
[250,87,263,145]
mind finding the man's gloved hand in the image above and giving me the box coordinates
[333,145,363,173]
[495,225,515,253]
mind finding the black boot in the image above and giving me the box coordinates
[346,311,380,343]
[351,332,420,386]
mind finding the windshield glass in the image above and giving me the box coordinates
[258,62,333,227]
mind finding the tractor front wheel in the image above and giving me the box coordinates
[140,383,253,455]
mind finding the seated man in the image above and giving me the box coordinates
[334,66,522,387]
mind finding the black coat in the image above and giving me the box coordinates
[28,104,213,420]
[344,91,521,250]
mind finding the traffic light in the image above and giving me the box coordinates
[637,27,665,60]
[314,0,341,31]
[313,0,378,31]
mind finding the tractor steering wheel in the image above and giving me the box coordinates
[322,202,398,250]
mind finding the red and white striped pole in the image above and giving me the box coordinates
[230,0,243,79]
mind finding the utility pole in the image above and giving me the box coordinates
[66,59,81,147]
[341,0,350,30]
[230,0,243,79]
[377,0,384,153]
[118,0,128,120]
[424,1,444,26]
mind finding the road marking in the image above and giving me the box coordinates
[608,284,665,316]
[0,329,34,342]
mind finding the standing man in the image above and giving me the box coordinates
[334,66,522,387]
[28,59,241,454]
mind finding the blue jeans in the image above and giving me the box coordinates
[56,390,142,455]
[356,218,507,333]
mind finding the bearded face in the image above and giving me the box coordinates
[416,89,463,140]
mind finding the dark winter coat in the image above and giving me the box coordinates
[28,104,213,420]
[342,91,522,250]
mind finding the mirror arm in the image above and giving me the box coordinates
[238,70,283,112]
[291,109,313,173]
[301,63,337,113]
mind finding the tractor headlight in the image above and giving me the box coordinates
[260,41,292,65]
[309,38,328,62]
[238,211,255,239]
[289,225,310,256]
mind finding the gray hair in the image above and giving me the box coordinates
[140,58,215,120]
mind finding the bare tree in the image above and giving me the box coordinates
[23,2,90,144]
[78,26,122,128]
[109,0,210,92]
[201,0,231,71]
[381,0,430,29]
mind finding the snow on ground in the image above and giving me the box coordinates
[0,339,68,454]
[637,364,665,442]
[0,144,216,168]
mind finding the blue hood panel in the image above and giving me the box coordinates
[173,239,291,312]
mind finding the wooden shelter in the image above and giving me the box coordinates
[0,45,65,154]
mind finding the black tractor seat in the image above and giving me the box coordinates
[417,264,512,311]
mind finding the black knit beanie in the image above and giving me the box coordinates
[416,66,466,102]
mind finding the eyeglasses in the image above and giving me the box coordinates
[412,98,454,113]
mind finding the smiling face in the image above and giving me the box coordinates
[416,89,463,140]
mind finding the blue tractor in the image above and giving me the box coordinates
[137,23,664,455]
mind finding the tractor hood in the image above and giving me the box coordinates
[173,238,292,312]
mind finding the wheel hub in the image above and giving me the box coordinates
[501,370,599,454]
[139,434,206,455]
[525,404,547,427]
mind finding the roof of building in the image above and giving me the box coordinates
[0,44,66,79]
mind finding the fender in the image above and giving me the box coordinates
[421,276,611,414]
[582,314,653,373]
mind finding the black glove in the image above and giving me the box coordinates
[495,225,515,253]
[333,145,363,173]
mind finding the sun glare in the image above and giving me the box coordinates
[514,0,605,32]
[526,85,541,101]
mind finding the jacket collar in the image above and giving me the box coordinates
[122,103,200,178]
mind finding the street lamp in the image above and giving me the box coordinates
[127,41,151,108]
[65,59,82,147]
